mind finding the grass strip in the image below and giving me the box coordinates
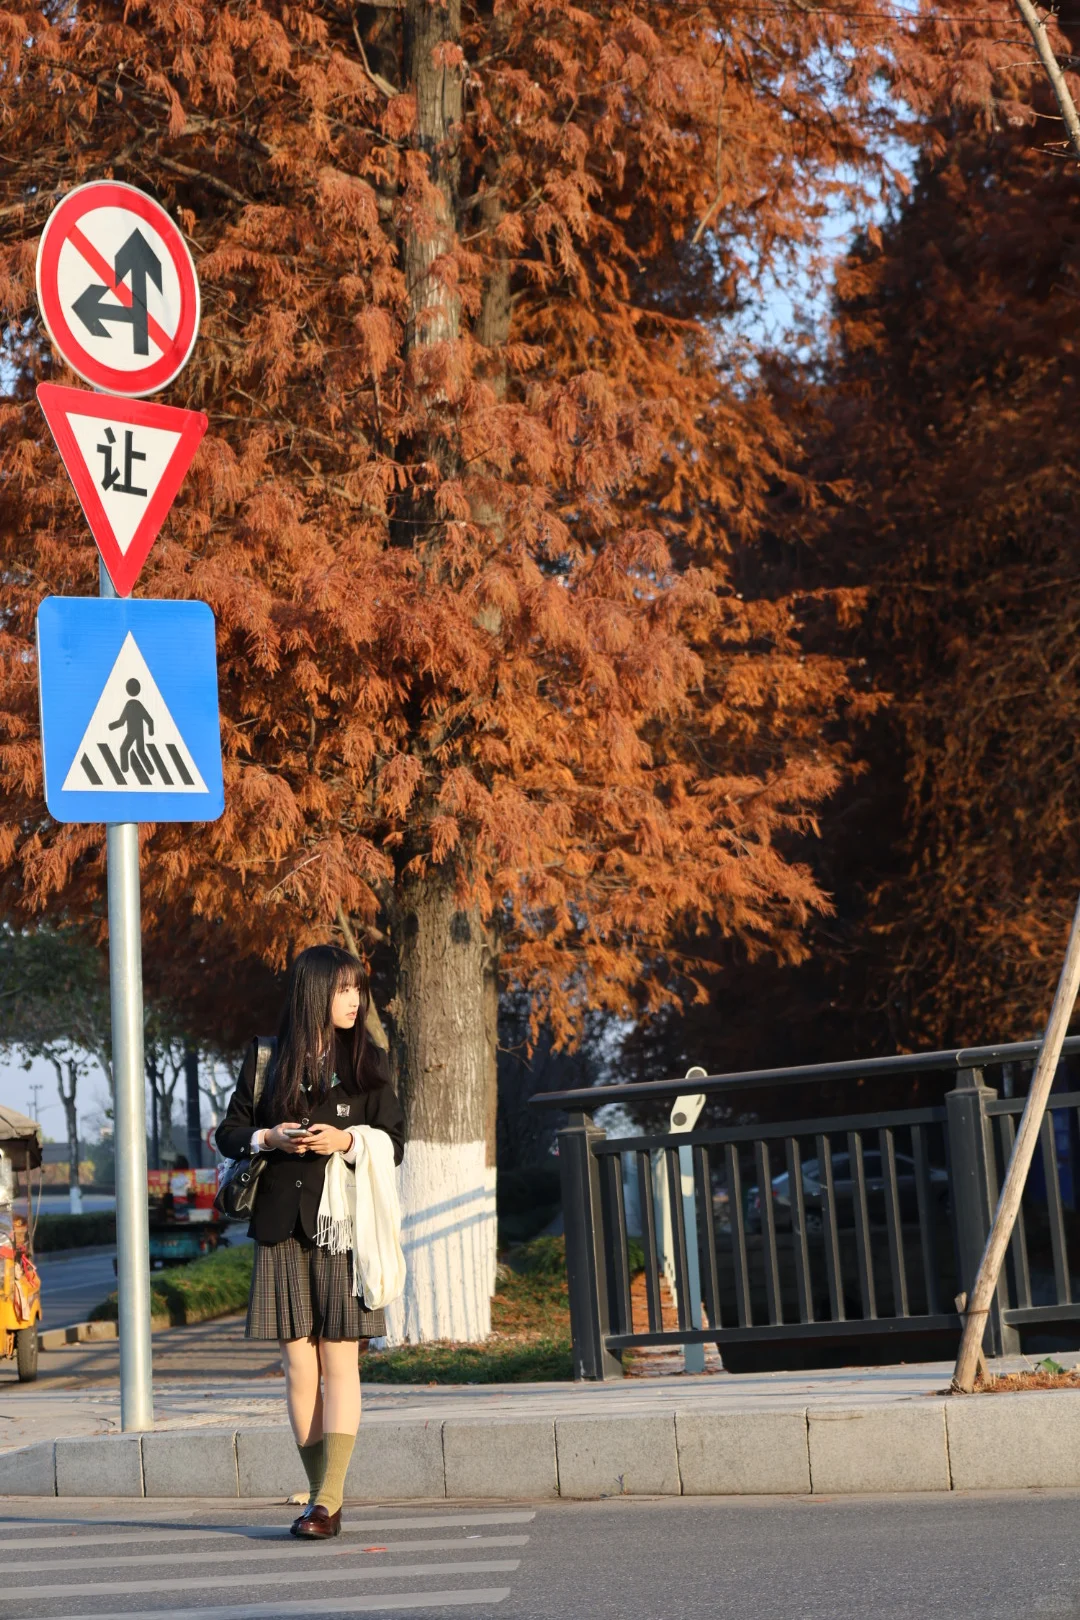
[364,1234,573,1384]
[86,1231,584,1383]
[89,1242,254,1327]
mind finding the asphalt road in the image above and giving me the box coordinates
[2,1490,1080,1619]
[30,1195,117,1216]
[32,1249,118,1331]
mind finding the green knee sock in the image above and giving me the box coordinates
[314,1432,356,1516]
[298,1438,326,1508]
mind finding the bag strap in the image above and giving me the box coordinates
[252,1036,276,1119]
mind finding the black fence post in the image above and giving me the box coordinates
[945,1066,1020,1356]
[557,1109,623,1380]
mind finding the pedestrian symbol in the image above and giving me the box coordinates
[63,632,207,794]
[37,597,223,824]
[111,679,155,779]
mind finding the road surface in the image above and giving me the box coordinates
[1,1490,1080,1619]
[25,1194,117,1216]
[32,1249,118,1331]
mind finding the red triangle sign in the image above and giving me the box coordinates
[36,383,208,596]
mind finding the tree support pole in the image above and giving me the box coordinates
[1013,0,1080,162]
[952,889,1080,1391]
[101,563,153,1431]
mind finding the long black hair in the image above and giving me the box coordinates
[267,945,384,1122]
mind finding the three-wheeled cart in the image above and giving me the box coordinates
[0,1104,43,1382]
[146,1167,228,1268]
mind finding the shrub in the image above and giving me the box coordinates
[31,1211,116,1252]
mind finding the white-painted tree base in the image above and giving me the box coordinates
[382,1140,497,1345]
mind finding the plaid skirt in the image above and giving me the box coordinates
[245,1231,387,1342]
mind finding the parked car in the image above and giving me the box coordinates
[745,1150,949,1234]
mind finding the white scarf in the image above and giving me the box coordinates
[316,1126,406,1309]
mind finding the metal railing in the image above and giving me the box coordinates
[531,1038,1080,1379]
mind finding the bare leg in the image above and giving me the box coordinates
[280,1336,323,1445]
[318,1338,362,1436]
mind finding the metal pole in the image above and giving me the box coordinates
[679,1143,705,1373]
[101,562,153,1430]
[673,1070,707,1374]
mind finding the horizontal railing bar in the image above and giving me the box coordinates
[591,1106,947,1155]
[607,1314,961,1349]
[530,1037,1080,1110]
[987,1091,1080,1116]
[1002,1304,1080,1325]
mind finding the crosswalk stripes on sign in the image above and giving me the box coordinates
[0,1503,532,1619]
[61,632,207,794]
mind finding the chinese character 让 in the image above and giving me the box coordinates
[97,426,147,497]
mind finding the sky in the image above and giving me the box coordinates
[0,1047,113,1143]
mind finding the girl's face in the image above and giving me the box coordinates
[330,979,362,1031]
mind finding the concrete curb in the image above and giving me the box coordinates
[5,1391,1080,1500]
[39,1320,118,1351]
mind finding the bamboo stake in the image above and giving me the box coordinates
[952,890,1080,1392]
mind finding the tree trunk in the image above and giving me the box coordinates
[147,1049,160,1171]
[483,925,499,1297]
[385,870,496,1342]
[51,1057,79,1192]
[402,0,462,360]
[184,1047,203,1169]
[474,178,511,1227]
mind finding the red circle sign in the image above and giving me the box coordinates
[35,181,200,396]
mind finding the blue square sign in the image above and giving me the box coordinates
[36,597,224,824]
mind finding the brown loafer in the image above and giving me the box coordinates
[292,1504,341,1539]
[289,1505,315,1537]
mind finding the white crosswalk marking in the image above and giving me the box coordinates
[1,1532,529,1574]
[24,1593,513,1620]
[0,1507,535,1552]
[5,1558,522,1601]
[2,1504,530,1620]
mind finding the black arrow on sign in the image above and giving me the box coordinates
[71,228,164,355]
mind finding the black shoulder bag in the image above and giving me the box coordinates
[213,1037,276,1220]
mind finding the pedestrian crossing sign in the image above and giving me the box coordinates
[36,596,224,824]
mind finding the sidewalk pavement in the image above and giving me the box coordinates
[5,1334,1080,1502]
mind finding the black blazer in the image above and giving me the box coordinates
[215,1037,406,1246]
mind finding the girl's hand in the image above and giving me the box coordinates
[264,1123,305,1154]
[300,1123,352,1157]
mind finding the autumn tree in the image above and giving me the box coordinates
[772,61,1080,1054]
[0,0,1021,1337]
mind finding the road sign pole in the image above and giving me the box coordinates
[100,563,153,1432]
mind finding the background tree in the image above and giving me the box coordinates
[720,45,1080,1062]
[0,928,112,1199]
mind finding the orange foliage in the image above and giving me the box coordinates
[0,0,1039,1048]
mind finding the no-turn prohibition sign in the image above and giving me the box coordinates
[35,181,200,396]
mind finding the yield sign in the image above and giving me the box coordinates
[37,384,207,597]
[35,180,200,396]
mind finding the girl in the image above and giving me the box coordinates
[216,944,405,1539]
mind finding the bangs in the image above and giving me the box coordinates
[334,957,367,993]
